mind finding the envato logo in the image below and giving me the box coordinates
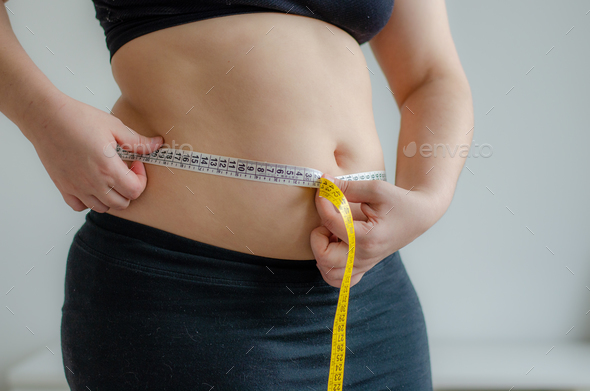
[402,140,493,158]
[103,140,195,158]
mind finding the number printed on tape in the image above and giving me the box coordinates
[116,145,386,188]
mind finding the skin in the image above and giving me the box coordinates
[0,0,473,288]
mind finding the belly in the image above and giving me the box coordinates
[106,12,385,260]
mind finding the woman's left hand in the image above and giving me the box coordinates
[310,174,441,288]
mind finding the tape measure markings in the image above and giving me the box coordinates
[320,178,356,391]
[115,145,386,188]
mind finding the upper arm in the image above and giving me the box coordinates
[369,0,468,109]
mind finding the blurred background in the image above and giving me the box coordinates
[1,1,589,390]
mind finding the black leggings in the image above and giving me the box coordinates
[61,210,432,390]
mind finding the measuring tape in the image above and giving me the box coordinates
[115,145,386,188]
[116,145,382,389]
[319,177,356,391]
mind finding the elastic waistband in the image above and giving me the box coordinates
[79,210,324,285]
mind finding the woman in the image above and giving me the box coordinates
[0,0,473,389]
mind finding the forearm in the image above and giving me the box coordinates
[395,73,474,221]
[0,4,66,138]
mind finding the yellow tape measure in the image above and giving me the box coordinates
[319,178,356,391]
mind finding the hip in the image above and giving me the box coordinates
[61,211,432,390]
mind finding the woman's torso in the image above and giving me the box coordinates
[106,12,385,260]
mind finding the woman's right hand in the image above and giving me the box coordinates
[23,93,164,213]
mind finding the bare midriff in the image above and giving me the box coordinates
[106,12,386,260]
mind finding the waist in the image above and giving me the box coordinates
[106,141,385,260]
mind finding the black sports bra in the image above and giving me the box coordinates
[91,0,395,61]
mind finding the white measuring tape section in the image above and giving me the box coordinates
[115,145,387,188]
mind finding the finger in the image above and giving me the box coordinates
[95,185,131,210]
[310,225,351,270]
[62,192,87,212]
[311,225,373,288]
[351,218,380,259]
[323,174,386,207]
[312,213,379,260]
[80,194,110,213]
[110,159,147,200]
[315,192,349,241]
[318,174,384,240]
[127,160,147,196]
[324,270,366,289]
[349,202,369,222]
[113,124,164,155]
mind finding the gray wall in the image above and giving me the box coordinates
[1,1,588,390]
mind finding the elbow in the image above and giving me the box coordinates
[426,65,473,102]
[396,72,471,115]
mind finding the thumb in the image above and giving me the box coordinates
[128,160,148,194]
[322,173,384,205]
[114,125,164,155]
